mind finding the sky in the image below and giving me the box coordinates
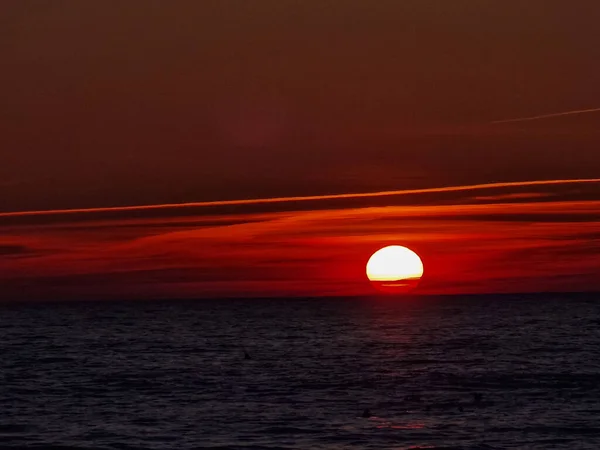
[1,2,600,299]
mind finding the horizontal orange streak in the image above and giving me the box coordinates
[492,107,600,124]
[1,178,599,218]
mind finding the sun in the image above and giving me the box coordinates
[366,246,424,293]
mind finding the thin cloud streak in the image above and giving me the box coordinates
[2,178,600,219]
[492,108,600,124]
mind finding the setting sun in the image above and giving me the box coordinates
[366,246,424,292]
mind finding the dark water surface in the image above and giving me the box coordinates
[1,294,600,449]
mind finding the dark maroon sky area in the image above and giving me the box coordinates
[2,1,600,212]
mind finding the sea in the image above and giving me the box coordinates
[1,293,600,450]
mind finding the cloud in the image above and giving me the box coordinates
[0,244,31,257]
[492,107,600,124]
[473,192,550,201]
[1,178,599,221]
[1,181,599,300]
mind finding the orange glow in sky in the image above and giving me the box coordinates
[1,180,599,300]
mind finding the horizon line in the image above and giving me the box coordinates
[3,290,599,303]
[1,178,599,218]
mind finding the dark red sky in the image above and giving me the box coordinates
[1,2,600,299]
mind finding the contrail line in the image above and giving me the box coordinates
[1,178,599,218]
[492,108,600,124]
